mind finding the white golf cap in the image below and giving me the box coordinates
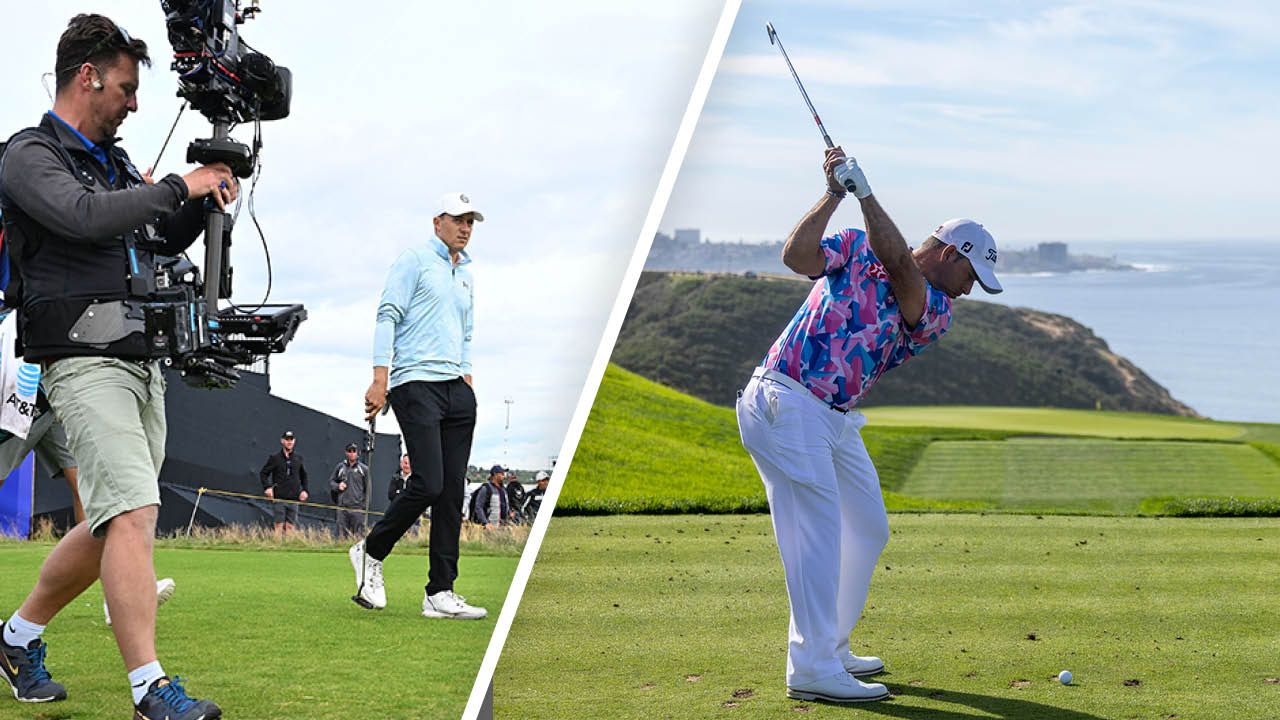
[438,192,484,222]
[535,470,550,481]
[933,218,1002,294]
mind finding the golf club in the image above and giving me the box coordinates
[766,21,861,194]
[351,413,380,608]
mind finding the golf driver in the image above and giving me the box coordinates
[766,21,863,195]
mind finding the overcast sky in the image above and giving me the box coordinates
[662,0,1280,246]
[0,1,725,469]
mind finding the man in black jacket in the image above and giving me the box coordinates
[261,430,309,538]
[388,454,412,502]
[0,14,231,718]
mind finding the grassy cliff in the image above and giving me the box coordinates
[613,271,1196,415]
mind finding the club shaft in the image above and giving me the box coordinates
[768,25,834,148]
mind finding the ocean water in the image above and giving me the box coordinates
[981,239,1280,424]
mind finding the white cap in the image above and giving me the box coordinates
[438,192,484,222]
[932,218,1002,294]
[535,470,550,481]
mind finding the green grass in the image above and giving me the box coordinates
[494,514,1280,720]
[559,366,1280,516]
[1142,496,1280,516]
[0,544,516,719]
[561,366,1011,514]
[861,406,1248,440]
[901,438,1280,514]
[559,365,763,513]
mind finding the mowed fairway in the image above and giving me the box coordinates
[860,406,1253,441]
[495,515,1280,720]
[903,438,1280,513]
[0,545,516,720]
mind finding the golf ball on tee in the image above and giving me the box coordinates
[1058,670,1073,685]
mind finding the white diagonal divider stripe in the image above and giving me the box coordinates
[460,1,744,717]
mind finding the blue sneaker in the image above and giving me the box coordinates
[0,635,67,703]
[133,676,221,720]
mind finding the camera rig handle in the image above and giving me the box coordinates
[187,136,254,178]
[199,122,233,312]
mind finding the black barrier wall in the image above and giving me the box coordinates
[33,369,401,534]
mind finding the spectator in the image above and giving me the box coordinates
[523,470,550,520]
[260,430,309,538]
[388,454,411,502]
[329,443,370,538]
[504,470,526,523]
[388,454,429,529]
[470,465,510,529]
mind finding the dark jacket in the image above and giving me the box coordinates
[388,472,409,502]
[329,460,369,509]
[523,486,546,518]
[505,479,527,510]
[0,114,205,360]
[470,480,509,526]
[260,450,308,499]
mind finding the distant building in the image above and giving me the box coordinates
[674,228,701,245]
[1037,242,1068,267]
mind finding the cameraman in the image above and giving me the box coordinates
[0,14,232,718]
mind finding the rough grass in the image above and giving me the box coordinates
[1140,496,1280,517]
[0,543,517,719]
[9,518,530,557]
[494,514,1280,720]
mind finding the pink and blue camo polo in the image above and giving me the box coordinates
[762,228,952,410]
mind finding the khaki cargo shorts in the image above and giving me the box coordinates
[43,357,166,537]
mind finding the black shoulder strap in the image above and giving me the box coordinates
[0,126,76,180]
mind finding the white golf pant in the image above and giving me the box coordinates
[736,368,889,686]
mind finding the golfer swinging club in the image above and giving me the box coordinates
[736,147,1002,703]
[349,192,486,620]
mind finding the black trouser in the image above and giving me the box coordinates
[365,378,476,595]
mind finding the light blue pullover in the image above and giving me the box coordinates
[372,235,473,388]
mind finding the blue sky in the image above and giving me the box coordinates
[663,0,1280,246]
[0,1,725,469]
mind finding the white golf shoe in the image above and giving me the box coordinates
[841,652,885,677]
[104,577,176,626]
[787,672,890,703]
[348,542,386,609]
[422,590,487,620]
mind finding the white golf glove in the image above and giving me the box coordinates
[834,157,872,199]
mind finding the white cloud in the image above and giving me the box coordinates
[665,1,1280,243]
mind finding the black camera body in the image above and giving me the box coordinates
[149,0,305,388]
[161,0,291,128]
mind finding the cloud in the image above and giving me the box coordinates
[664,1,1280,244]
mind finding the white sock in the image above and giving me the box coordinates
[2,613,45,648]
[128,661,166,705]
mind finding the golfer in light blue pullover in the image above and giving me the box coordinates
[349,192,487,621]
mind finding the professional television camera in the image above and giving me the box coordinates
[163,0,291,130]
[150,0,305,387]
